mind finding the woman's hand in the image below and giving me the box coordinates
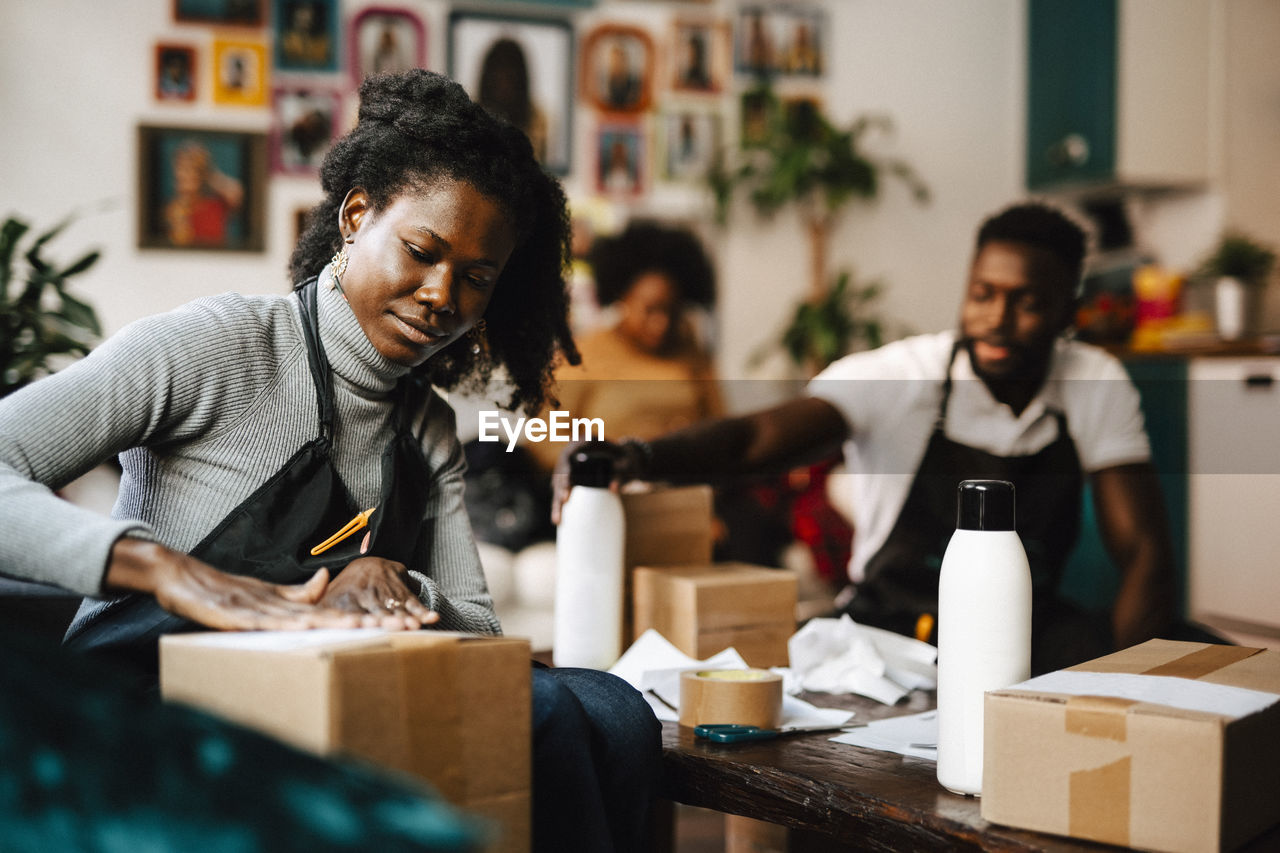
[316,556,438,630]
[107,538,365,631]
[550,439,642,525]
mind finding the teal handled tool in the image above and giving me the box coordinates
[694,724,783,743]
[694,723,846,744]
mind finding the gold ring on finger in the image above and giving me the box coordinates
[385,598,404,610]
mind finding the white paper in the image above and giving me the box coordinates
[787,615,937,704]
[831,710,938,761]
[1006,670,1279,720]
[610,629,855,730]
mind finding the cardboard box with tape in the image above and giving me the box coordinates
[981,639,1280,853]
[160,630,531,853]
[632,563,798,668]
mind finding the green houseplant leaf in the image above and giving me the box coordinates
[711,84,927,372]
[1196,231,1276,285]
[0,215,103,397]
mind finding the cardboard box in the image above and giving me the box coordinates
[982,639,1280,853]
[632,563,798,667]
[619,485,715,645]
[621,485,715,570]
[161,630,531,853]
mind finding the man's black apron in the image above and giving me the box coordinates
[843,344,1083,644]
[64,279,433,675]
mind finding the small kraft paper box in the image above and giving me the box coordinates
[631,563,798,668]
[620,485,715,643]
[161,630,531,853]
[981,639,1280,853]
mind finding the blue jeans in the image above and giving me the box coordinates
[531,666,661,853]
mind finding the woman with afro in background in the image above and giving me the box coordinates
[527,220,722,472]
[0,70,659,852]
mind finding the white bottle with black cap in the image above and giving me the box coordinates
[553,448,626,670]
[936,479,1032,796]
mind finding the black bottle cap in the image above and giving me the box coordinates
[569,449,614,488]
[956,479,1016,531]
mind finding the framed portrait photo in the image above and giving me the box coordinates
[670,18,728,95]
[271,87,341,175]
[448,11,574,175]
[349,7,426,85]
[734,4,826,78]
[659,109,720,184]
[595,120,646,197]
[173,0,264,26]
[211,37,268,106]
[581,24,654,114]
[137,125,267,252]
[274,0,341,73]
[155,43,197,102]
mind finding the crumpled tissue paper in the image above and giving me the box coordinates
[787,614,937,705]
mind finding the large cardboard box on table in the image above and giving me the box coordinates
[161,630,531,853]
[982,639,1280,853]
[632,563,798,668]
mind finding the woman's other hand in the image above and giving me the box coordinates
[316,556,438,630]
[106,538,365,631]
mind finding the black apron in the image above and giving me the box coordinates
[63,279,434,674]
[844,344,1083,643]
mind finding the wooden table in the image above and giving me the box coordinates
[657,689,1280,852]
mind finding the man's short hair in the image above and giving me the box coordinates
[976,202,1089,285]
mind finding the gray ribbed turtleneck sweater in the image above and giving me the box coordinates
[0,267,499,635]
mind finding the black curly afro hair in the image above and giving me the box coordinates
[290,69,578,414]
[587,220,716,309]
[975,201,1089,288]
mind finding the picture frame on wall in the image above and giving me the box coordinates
[595,120,645,196]
[581,24,654,113]
[670,18,728,95]
[448,11,574,175]
[155,43,197,102]
[734,4,825,78]
[349,7,426,85]
[739,85,778,147]
[274,0,341,73]
[659,109,720,183]
[211,37,268,106]
[174,0,265,26]
[137,124,267,252]
[271,87,341,175]
[294,205,316,247]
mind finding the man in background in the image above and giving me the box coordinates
[559,202,1190,674]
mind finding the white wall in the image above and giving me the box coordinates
[0,0,1025,384]
[3,1,1270,399]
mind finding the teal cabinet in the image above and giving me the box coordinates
[1025,0,1212,192]
[1026,0,1117,189]
[1060,357,1188,616]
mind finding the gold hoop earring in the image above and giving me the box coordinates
[330,247,349,297]
[469,318,488,356]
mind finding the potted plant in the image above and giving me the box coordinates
[1195,231,1275,341]
[709,84,928,373]
[1,215,103,398]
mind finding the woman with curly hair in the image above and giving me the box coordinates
[528,220,721,472]
[0,69,658,851]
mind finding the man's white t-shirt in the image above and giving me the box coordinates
[806,330,1151,584]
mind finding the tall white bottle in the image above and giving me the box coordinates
[936,479,1031,796]
[553,449,626,669]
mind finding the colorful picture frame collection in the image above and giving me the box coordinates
[447,11,575,177]
[145,1,828,248]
